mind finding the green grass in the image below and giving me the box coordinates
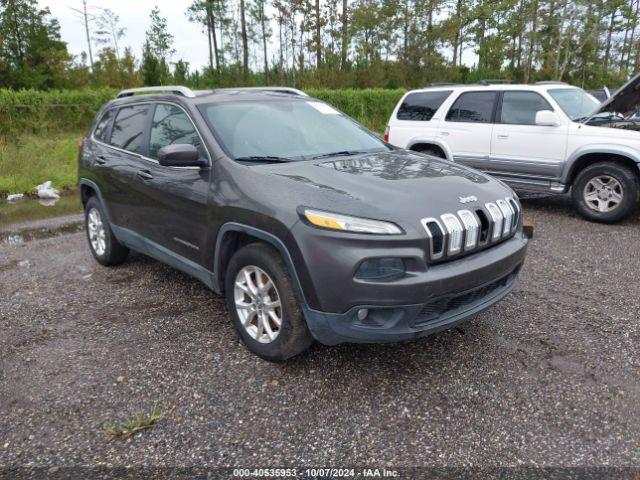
[105,401,165,440]
[0,88,403,196]
[0,132,81,195]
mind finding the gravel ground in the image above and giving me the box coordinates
[1,195,639,475]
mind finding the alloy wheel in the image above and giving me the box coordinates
[583,175,624,213]
[87,208,106,256]
[233,266,282,344]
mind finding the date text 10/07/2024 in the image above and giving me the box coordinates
[232,468,400,478]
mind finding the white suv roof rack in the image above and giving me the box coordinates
[116,86,196,98]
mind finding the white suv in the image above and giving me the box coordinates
[386,78,640,223]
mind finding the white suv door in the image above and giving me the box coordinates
[440,90,498,171]
[490,90,567,181]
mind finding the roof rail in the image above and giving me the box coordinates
[534,81,568,85]
[476,79,515,85]
[213,87,308,97]
[427,82,461,87]
[116,86,196,98]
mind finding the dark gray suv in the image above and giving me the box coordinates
[78,86,529,361]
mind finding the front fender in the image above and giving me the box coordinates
[562,144,640,183]
[212,222,315,303]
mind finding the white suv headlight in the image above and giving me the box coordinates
[303,208,403,234]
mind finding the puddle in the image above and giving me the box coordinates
[0,191,82,227]
[0,222,84,245]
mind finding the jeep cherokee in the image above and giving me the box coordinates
[78,86,528,361]
[386,76,640,223]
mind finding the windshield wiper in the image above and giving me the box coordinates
[312,150,366,159]
[235,155,292,163]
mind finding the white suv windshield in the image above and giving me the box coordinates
[200,99,389,161]
[548,88,600,121]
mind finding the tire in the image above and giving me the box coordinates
[84,196,129,266]
[224,242,314,361]
[571,162,639,223]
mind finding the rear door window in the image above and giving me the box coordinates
[396,91,452,121]
[499,91,553,125]
[445,91,497,123]
[110,105,151,154]
[148,104,205,160]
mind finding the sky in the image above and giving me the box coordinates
[40,0,212,70]
[39,0,476,72]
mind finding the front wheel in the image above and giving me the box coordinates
[224,243,314,361]
[571,162,639,223]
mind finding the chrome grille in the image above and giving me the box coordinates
[496,199,513,237]
[440,213,464,255]
[422,196,521,262]
[421,218,445,259]
[457,209,479,250]
[485,202,503,241]
[507,197,520,231]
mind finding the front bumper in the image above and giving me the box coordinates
[299,232,528,345]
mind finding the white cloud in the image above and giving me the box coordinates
[40,0,211,70]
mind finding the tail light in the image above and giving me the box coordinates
[384,125,390,142]
[77,138,84,151]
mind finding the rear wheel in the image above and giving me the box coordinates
[224,243,314,361]
[572,162,638,223]
[84,196,129,265]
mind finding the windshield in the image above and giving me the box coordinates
[548,88,601,121]
[199,99,389,161]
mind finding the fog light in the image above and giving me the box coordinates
[355,258,405,280]
[357,309,369,321]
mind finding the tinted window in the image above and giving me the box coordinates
[499,91,553,125]
[396,90,452,121]
[149,104,204,160]
[110,105,151,154]
[446,91,497,123]
[94,109,115,141]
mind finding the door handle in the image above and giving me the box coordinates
[95,155,107,165]
[136,169,154,180]
[497,134,509,139]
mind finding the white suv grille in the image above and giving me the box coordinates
[421,196,520,261]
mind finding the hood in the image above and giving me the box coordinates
[592,71,640,118]
[257,150,513,228]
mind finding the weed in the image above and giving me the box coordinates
[105,401,165,440]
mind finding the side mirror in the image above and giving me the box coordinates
[158,144,205,167]
[535,110,560,127]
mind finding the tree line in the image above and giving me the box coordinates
[1,0,639,91]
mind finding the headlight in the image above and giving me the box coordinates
[303,208,403,234]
